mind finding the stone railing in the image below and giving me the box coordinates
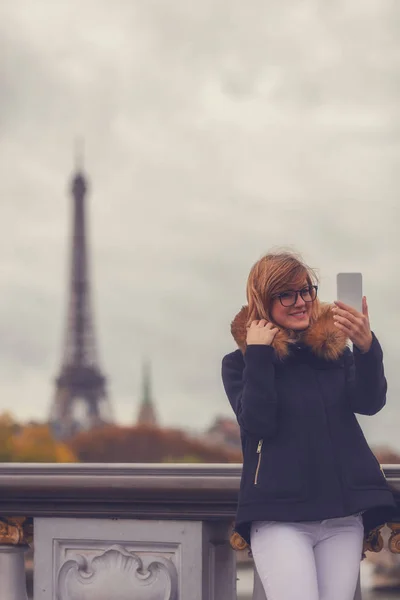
[0,463,400,600]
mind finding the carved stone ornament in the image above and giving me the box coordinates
[387,522,400,553]
[363,525,384,554]
[230,530,248,551]
[57,544,178,600]
[0,517,33,546]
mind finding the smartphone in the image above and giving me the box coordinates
[336,273,363,313]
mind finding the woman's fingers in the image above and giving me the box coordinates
[332,306,369,339]
[333,312,366,333]
[334,301,362,318]
[246,320,279,346]
[249,320,259,327]
[333,296,373,352]
[248,319,278,330]
[362,296,369,318]
[333,314,354,331]
[262,321,279,331]
[332,306,359,323]
[333,320,348,333]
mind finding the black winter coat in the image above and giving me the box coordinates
[222,304,396,546]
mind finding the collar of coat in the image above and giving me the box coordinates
[231,303,349,361]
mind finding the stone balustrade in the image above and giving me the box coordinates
[0,463,400,600]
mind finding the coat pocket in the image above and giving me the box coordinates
[252,432,310,502]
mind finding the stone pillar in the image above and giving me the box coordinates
[0,517,32,600]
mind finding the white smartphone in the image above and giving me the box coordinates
[336,273,363,313]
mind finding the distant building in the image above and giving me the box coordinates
[205,416,241,451]
[137,361,158,427]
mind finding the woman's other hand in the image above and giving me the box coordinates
[246,320,279,346]
[332,296,373,353]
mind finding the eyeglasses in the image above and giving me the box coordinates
[274,285,318,307]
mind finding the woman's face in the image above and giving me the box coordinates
[270,282,314,331]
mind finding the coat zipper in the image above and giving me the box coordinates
[254,439,263,485]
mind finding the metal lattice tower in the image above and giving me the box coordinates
[50,156,113,439]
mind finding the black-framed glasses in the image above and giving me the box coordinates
[275,285,318,307]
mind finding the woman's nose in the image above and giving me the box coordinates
[295,294,306,307]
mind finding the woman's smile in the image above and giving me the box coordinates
[289,310,308,320]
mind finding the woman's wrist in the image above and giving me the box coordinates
[354,333,373,354]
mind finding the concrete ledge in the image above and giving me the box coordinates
[0,463,399,520]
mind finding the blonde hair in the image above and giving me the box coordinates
[246,251,319,326]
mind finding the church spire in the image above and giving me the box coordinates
[137,360,158,427]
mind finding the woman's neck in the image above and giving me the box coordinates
[287,329,305,344]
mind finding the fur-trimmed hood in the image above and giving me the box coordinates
[231,303,348,361]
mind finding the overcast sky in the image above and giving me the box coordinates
[1,1,400,448]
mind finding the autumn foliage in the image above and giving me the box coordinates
[0,413,76,463]
[68,424,242,464]
[0,413,241,464]
[0,413,16,461]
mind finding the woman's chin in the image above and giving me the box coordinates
[289,318,310,331]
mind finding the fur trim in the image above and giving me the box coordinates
[230,303,348,361]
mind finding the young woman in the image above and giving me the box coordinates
[222,251,395,600]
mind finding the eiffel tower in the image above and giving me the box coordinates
[50,156,113,439]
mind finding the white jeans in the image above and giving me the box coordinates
[250,515,364,600]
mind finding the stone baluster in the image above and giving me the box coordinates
[0,517,32,600]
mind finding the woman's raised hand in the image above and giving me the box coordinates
[332,296,373,353]
[246,320,279,346]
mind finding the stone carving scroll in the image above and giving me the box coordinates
[387,522,400,554]
[57,544,178,600]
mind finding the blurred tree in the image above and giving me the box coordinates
[163,455,203,464]
[11,424,76,463]
[68,424,242,464]
[0,413,16,461]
